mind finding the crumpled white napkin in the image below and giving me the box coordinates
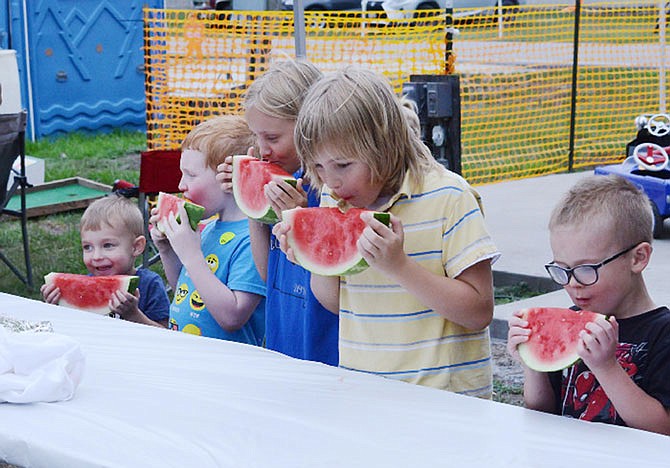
[0,325,85,403]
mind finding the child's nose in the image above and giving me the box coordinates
[258,144,271,158]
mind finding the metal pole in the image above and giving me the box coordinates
[659,0,666,114]
[293,0,306,59]
[445,0,453,73]
[567,0,581,173]
[497,0,503,39]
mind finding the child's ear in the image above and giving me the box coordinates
[631,242,652,273]
[132,235,147,257]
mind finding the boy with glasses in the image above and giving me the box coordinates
[507,174,670,435]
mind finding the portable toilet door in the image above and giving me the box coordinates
[9,0,164,139]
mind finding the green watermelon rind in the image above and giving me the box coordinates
[155,192,206,233]
[232,155,297,224]
[44,273,140,315]
[517,307,604,372]
[283,208,391,277]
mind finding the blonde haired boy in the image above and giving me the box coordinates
[507,174,670,434]
[41,194,170,327]
[150,115,266,344]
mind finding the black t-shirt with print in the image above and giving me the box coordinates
[549,307,670,426]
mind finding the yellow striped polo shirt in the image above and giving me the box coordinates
[321,165,500,397]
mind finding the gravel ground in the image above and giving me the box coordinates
[491,338,525,406]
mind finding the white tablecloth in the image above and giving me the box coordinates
[0,292,667,468]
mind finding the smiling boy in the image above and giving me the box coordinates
[41,195,170,327]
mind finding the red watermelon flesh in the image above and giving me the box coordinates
[232,155,297,224]
[44,273,139,315]
[517,307,605,372]
[155,192,205,233]
[282,207,390,276]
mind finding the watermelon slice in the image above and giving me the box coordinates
[517,307,605,372]
[155,192,205,233]
[232,155,297,224]
[43,273,140,315]
[282,207,391,276]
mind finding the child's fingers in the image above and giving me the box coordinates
[44,287,61,305]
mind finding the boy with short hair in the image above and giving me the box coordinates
[507,174,670,435]
[150,115,266,345]
[41,194,170,327]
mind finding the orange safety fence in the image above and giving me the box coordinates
[144,3,670,186]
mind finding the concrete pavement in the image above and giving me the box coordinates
[478,170,670,338]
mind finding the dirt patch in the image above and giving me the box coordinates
[492,338,525,407]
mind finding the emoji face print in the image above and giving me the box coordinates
[219,231,235,245]
[205,253,219,273]
[175,283,189,305]
[182,323,202,335]
[189,290,205,311]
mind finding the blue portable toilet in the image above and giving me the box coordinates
[2,0,164,140]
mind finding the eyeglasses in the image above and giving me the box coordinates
[544,243,639,286]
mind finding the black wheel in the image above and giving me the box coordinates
[652,202,665,239]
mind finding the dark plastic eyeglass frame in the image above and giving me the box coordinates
[544,243,640,286]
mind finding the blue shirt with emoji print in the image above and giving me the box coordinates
[169,219,266,345]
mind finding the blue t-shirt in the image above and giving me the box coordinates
[169,219,266,345]
[136,267,170,323]
[265,172,339,366]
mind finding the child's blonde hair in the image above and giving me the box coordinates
[399,95,421,138]
[243,59,322,121]
[295,66,439,193]
[181,115,255,170]
[549,174,653,246]
[80,194,144,239]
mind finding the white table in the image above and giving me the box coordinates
[0,293,667,468]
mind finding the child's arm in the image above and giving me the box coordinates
[507,310,558,413]
[249,220,270,282]
[165,205,262,332]
[310,274,340,314]
[579,316,670,435]
[358,212,493,331]
[149,208,182,289]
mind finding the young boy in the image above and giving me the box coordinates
[41,194,170,327]
[507,174,670,435]
[150,115,266,345]
[275,67,500,397]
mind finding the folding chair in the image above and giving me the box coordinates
[138,149,182,268]
[0,110,33,287]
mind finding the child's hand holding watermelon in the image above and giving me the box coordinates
[40,281,62,305]
[264,176,307,222]
[576,314,620,374]
[215,155,235,194]
[157,205,202,263]
[109,287,142,321]
[356,211,405,277]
